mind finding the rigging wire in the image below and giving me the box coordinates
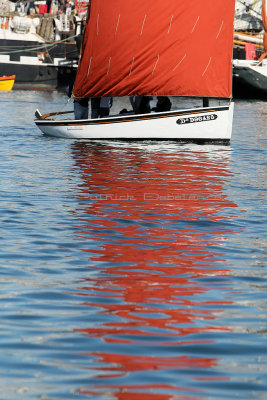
[0,33,79,54]
[236,0,262,17]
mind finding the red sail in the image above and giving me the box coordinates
[73,0,235,99]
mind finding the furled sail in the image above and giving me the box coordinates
[73,0,235,99]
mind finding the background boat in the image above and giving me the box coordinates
[233,0,267,98]
[0,73,15,90]
[0,0,87,90]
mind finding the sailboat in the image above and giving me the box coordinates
[35,0,235,143]
[233,0,267,98]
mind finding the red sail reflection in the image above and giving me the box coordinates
[70,143,236,398]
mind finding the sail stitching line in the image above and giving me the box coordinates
[107,57,111,75]
[87,56,92,77]
[191,16,200,33]
[115,14,120,35]
[129,57,135,75]
[152,54,160,74]
[140,15,146,35]
[96,14,99,35]
[202,57,212,76]
[173,54,186,70]
[202,20,223,77]
[167,16,173,33]
[216,21,224,39]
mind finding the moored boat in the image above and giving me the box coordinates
[35,0,235,143]
[0,74,15,90]
[0,1,85,90]
[232,58,267,98]
[233,0,267,98]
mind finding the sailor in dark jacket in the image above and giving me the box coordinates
[152,96,172,112]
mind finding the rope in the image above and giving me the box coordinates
[51,97,72,120]
[0,33,79,55]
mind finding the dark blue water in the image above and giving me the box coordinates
[0,91,266,400]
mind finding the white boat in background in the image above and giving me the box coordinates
[0,2,83,90]
[233,58,267,98]
[235,0,263,31]
[233,0,267,98]
[35,0,235,143]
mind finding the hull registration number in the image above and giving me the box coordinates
[177,114,218,125]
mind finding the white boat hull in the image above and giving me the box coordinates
[35,104,234,142]
[233,59,267,98]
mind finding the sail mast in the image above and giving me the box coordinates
[257,0,267,61]
[262,0,267,52]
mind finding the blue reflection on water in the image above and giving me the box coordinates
[0,92,266,399]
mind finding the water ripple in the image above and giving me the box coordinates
[0,93,266,399]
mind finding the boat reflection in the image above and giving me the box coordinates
[70,142,237,399]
